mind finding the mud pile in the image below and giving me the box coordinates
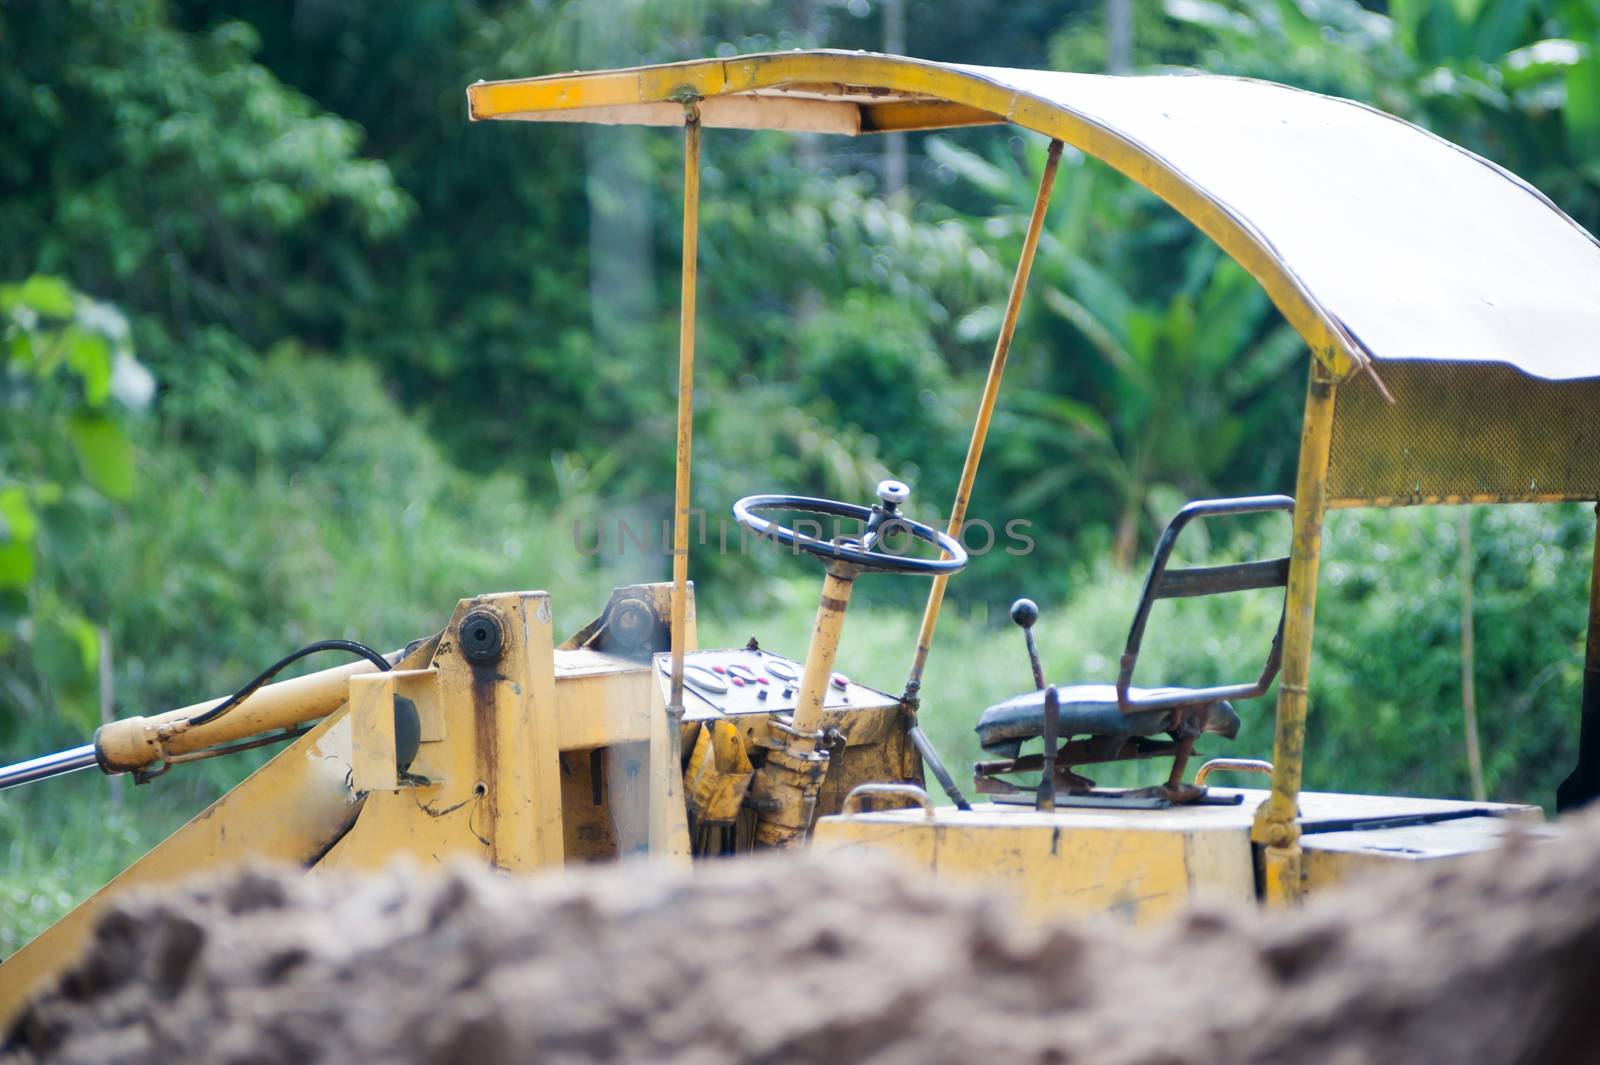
[8,814,1600,1065]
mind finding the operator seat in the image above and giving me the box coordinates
[973,496,1294,804]
[976,685,1239,760]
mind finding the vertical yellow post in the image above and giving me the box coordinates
[669,104,702,717]
[1252,360,1338,904]
[478,594,563,872]
[506,591,564,870]
[904,139,1063,701]
[791,568,858,745]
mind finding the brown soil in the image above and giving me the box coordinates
[8,812,1600,1065]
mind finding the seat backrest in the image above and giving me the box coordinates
[1115,495,1294,713]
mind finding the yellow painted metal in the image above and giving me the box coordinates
[859,99,1006,133]
[814,802,1256,924]
[2,573,824,1015]
[317,593,567,872]
[318,590,695,875]
[1325,361,1600,508]
[669,107,701,721]
[498,95,863,134]
[645,677,694,862]
[749,566,857,847]
[813,705,920,820]
[1301,813,1550,893]
[686,719,755,824]
[792,568,858,744]
[552,650,657,748]
[0,709,364,1025]
[1251,362,1338,904]
[93,655,389,773]
[499,593,564,869]
[467,52,1359,379]
[815,789,1543,922]
[350,671,401,792]
[906,139,1063,701]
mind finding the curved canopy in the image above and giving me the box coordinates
[468,50,1600,383]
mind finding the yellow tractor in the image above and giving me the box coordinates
[3,50,1597,1018]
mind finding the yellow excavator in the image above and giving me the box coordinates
[3,50,1598,1019]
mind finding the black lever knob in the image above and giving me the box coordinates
[1011,597,1046,690]
[1010,598,1039,629]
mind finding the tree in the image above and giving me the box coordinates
[1,276,151,737]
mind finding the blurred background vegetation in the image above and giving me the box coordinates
[3,0,1599,948]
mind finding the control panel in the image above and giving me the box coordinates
[654,647,899,721]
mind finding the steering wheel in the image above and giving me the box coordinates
[732,480,968,576]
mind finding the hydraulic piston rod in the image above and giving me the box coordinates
[0,652,398,790]
[0,744,98,791]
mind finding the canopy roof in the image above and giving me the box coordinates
[470,50,1600,383]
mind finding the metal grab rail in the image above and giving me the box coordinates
[1194,758,1274,787]
[840,783,936,818]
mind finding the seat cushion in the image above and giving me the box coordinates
[975,684,1240,757]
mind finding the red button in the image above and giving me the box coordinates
[712,665,726,674]
[732,677,746,687]
[756,677,769,685]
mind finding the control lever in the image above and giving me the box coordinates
[1037,684,1059,812]
[1011,598,1046,690]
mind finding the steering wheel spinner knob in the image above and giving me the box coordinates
[876,479,910,507]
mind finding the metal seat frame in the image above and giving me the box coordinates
[975,495,1295,809]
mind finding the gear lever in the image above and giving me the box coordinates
[1011,598,1046,690]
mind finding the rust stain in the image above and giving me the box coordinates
[469,661,501,857]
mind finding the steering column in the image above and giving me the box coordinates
[733,480,966,846]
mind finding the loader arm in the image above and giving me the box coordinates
[0,706,365,1024]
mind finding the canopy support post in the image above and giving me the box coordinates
[1251,360,1337,905]
[1556,502,1600,811]
[668,104,702,722]
[899,139,1062,810]
[902,140,1062,701]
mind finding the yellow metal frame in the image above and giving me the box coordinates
[0,576,929,1016]
[0,586,697,1020]
[468,51,1362,380]
[668,105,702,721]
[813,787,1542,923]
[1251,362,1338,902]
[906,139,1064,703]
[469,51,1594,902]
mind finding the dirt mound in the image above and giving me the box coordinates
[8,814,1600,1065]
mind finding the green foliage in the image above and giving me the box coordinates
[1,275,152,730]
[2,0,1598,948]
[0,1,411,350]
